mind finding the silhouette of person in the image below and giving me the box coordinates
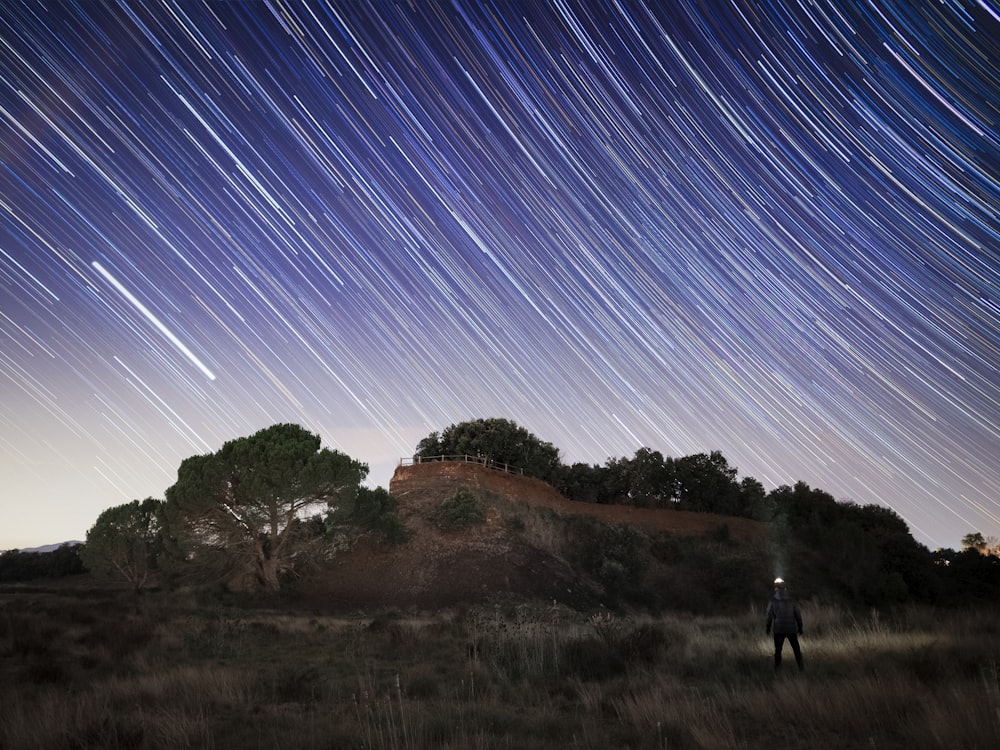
[766,577,803,671]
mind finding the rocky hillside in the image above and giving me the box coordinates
[301,460,768,612]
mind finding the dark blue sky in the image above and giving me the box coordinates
[1,1,997,550]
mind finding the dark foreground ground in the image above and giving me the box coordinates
[2,581,998,749]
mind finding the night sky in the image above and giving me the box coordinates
[1,1,997,551]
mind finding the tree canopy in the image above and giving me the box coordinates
[81,497,162,591]
[960,532,1000,556]
[416,417,561,481]
[163,423,366,591]
[555,447,759,515]
[63,414,999,609]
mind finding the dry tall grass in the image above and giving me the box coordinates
[2,587,997,749]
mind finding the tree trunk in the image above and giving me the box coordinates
[255,536,280,591]
[256,554,280,591]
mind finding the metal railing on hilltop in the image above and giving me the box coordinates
[399,454,524,476]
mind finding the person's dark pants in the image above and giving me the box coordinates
[773,633,804,671]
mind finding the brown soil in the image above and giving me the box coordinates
[300,460,765,612]
[388,461,763,540]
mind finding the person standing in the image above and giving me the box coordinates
[766,577,804,671]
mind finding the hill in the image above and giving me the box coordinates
[391,459,764,539]
[301,459,769,612]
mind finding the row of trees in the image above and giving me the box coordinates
[82,423,383,592]
[73,417,999,606]
[415,420,768,518]
[413,418,1000,606]
[0,543,84,582]
[558,449,770,517]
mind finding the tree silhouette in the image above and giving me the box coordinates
[81,497,162,592]
[163,423,365,591]
[416,417,561,481]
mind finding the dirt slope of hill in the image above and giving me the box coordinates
[301,460,765,611]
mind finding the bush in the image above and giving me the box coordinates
[329,486,408,544]
[576,523,648,599]
[434,489,487,531]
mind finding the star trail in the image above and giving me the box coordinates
[1,1,997,551]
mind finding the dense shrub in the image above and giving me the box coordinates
[334,486,409,544]
[435,489,487,531]
[571,521,648,604]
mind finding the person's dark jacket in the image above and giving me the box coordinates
[766,590,803,635]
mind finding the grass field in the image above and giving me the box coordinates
[2,585,998,749]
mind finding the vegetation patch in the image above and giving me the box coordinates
[329,486,409,545]
[434,488,487,531]
[3,590,998,750]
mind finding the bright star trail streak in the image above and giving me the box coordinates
[92,261,216,382]
[0,1,997,551]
